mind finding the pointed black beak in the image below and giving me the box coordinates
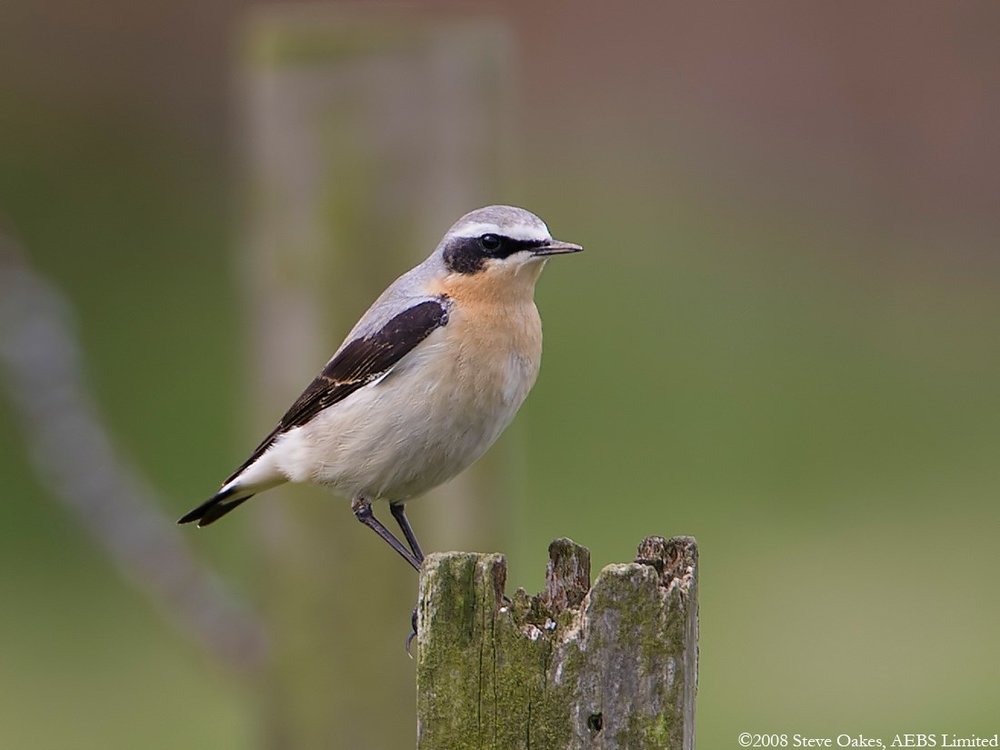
[532,239,584,257]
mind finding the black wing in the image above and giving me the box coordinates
[223,297,450,485]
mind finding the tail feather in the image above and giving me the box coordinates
[177,487,255,527]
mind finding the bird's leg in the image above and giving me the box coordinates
[387,502,426,653]
[389,502,424,564]
[351,497,421,572]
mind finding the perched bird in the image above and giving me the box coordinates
[178,205,582,571]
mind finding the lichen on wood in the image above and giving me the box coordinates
[416,536,698,750]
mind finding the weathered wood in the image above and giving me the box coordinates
[416,536,699,750]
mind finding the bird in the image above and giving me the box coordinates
[178,205,582,572]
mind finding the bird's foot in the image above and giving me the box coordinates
[405,604,418,657]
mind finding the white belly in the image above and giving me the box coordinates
[269,315,541,502]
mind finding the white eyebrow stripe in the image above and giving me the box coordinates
[449,221,552,242]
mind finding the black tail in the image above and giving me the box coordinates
[177,487,254,527]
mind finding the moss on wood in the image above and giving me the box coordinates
[416,537,698,750]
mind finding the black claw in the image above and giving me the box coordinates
[405,605,418,657]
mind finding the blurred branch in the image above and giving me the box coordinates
[0,232,267,673]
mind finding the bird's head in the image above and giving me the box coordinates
[437,205,583,280]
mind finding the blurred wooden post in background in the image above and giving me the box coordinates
[416,537,699,750]
[240,9,513,749]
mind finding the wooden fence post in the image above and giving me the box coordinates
[239,9,514,748]
[416,536,699,750]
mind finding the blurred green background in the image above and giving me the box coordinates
[2,2,999,749]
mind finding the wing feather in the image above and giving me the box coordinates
[223,297,450,485]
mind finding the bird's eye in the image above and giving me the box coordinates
[479,233,502,251]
